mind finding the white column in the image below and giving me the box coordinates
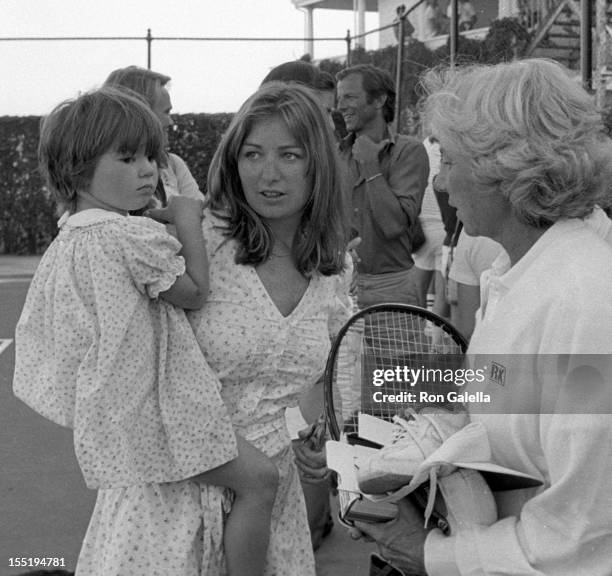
[595,0,606,108]
[356,0,366,48]
[304,6,315,58]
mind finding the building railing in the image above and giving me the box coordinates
[519,0,563,31]
[0,30,348,71]
[0,1,606,116]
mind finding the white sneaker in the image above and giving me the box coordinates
[356,408,468,494]
[437,467,497,531]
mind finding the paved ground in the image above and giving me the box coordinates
[0,255,42,279]
[0,255,375,575]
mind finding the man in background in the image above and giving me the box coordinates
[104,66,202,206]
[336,64,428,308]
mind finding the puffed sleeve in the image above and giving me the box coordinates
[115,216,185,298]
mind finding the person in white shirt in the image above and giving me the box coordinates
[447,0,477,30]
[447,232,503,340]
[412,136,446,308]
[349,58,612,575]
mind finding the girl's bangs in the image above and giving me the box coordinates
[111,107,164,162]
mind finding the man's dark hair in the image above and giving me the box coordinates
[336,64,396,123]
[315,70,336,92]
[261,60,320,88]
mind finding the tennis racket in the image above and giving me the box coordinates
[323,303,468,533]
[324,303,468,440]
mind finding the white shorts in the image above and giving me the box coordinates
[439,245,452,277]
[412,224,445,271]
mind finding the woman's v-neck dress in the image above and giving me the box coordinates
[187,211,353,575]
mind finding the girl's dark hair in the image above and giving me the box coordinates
[38,86,165,214]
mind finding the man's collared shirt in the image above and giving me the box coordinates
[339,129,429,275]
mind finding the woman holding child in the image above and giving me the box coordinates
[187,80,353,574]
[13,79,351,575]
[15,86,286,576]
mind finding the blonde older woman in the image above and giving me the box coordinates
[351,59,612,575]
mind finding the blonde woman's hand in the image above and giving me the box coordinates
[353,498,429,575]
[292,423,330,485]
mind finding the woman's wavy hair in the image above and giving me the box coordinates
[207,81,348,276]
[38,86,165,215]
[423,58,612,227]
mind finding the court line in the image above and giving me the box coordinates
[0,278,32,284]
[0,339,13,356]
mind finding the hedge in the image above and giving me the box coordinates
[0,18,579,254]
[0,112,233,254]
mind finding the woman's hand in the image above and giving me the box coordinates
[347,236,361,296]
[347,236,362,261]
[350,498,430,576]
[292,426,330,485]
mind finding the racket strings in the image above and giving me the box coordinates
[331,309,465,437]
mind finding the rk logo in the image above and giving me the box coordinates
[489,361,506,386]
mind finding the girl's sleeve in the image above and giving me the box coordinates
[13,243,84,429]
[116,217,186,298]
[75,220,238,489]
[72,302,238,490]
[15,220,237,490]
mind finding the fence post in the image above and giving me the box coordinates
[449,0,458,68]
[594,0,606,107]
[580,0,593,91]
[345,29,352,67]
[146,28,152,69]
[394,5,407,134]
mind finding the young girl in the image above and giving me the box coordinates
[13,86,278,576]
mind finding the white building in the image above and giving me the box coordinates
[291,0,611,105]
[291,0,502,56]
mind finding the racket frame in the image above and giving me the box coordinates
[324,302,468,441]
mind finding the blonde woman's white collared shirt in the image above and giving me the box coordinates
[425,217,612,575]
